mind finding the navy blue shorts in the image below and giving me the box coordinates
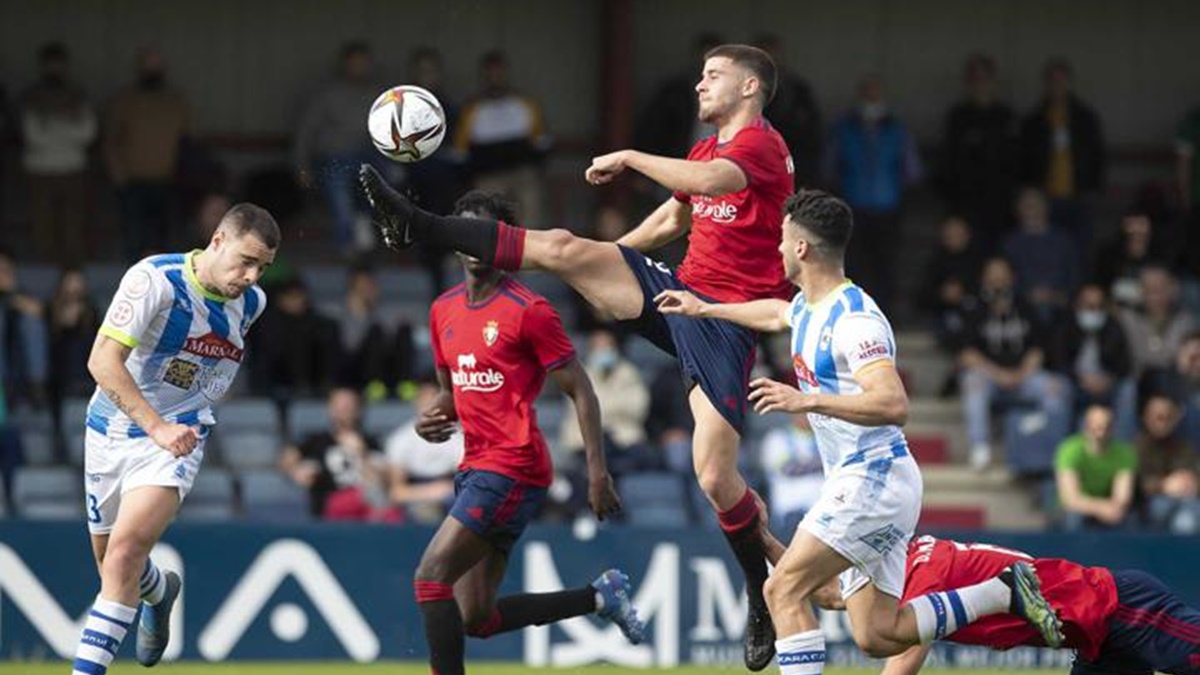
[1071,570,1200,675]
[449,469,547,555]
[618,245,757,433]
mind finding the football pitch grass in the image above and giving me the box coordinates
[0,664,1066,675]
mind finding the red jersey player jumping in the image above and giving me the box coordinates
[410,191,644,675]
[852,535,1200,675]
[364,44,792,669]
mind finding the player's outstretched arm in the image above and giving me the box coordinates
[748,363,909,426]
[550,359,621,521]
[87,334,198,457]
[587,150,746,197]
[880,644,932,675]
[617,197,692,253]
[655,290,790,333]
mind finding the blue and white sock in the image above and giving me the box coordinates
[907,577,1010,644]
[775,629,825,675]
[72,596,137,675]
[139,559,166,605]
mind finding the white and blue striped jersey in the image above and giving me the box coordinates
[87,251,267,438]
[786,281,909,476]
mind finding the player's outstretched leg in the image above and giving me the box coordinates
[136,562,182,667]
[1004,562,1065,647]
[592,569,646,644]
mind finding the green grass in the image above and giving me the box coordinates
[0,664,1067,675]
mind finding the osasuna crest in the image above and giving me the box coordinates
[483,321,500,347]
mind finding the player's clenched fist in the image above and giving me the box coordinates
[415,409,456,444]
[150,423,200,457]
[588,472,622,521]
[654,289,707,317]
[748,377,813,415]
[585,150,630,185]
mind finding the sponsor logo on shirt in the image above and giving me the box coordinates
[691,196,738,224]
[452,352,505,393]
[164,357,200,389]
[183,332,244,362]
[792,354,818,388]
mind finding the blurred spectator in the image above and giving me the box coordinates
[1019,58,1105,254]
[959,257,1070,469]
[1046,284,1132,411]
[186,191,232,245]
[1175,105,1200,278]
[941,54,1018,253]
[19,42,96,265]
[559,329,651,476]
[249,277,338,400]
[454,50,551,227]
[919,215,983,355]
[1119,266,1198,376]
[759,413,823,535]
[0,248,48,409]
[1140,332,1200,449]
[1055,404,1136,530]
[279,387,389,520]
[1092,207,1165,310]
[294,41,383,256]
[755,34,821,186]
[635,33,723,165]
[825,74,923,310]
[104,47,190,261]
[46,267,98,404]
[384,381,462,524]
[0,379,18,514]
[332,263,389,393]
[647,365,694,474]
[1003,187,1081,321]
[1136,394,1200,533]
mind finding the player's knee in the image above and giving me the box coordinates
[414,557,453,584]
[99,541,146,582]
[462,610,500,638]
[763,569,817,611]
[853,632,903,659]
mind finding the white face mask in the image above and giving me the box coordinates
[1076,309,1106,332]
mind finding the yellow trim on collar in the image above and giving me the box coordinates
[185,250,232,303]
[805,279,854,309]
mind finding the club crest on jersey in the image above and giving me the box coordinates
[483,320,499,347]
[792,354,818,388]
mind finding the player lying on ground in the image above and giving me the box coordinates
[828,535,1200,675]
[364,43,792,671]
[654,189,1063,673]
[410,191,643,675]
[72,205,279,675]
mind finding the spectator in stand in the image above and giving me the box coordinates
[1019,58,1105,255]
[19,42,96,266]
[1169,333,1200,450]
[759,413,823,536]
[248,277,338,400]
[959,257,1071,469]
[384,380,462,524]
[104,47,190,261]
[941,54,1018,254]
[1120,265,1199,377]
[825,73,923,310]
[294,41,383,256]
[919,215,983,355]
[1092,206,1166,310]
[186,191,232,244]
[1136,394,1200,533]
[1003,187,1080,323]
[1046,284,1132,412]
[332,263,389,393]
[559,328,651,477]
[647,365,694,475]
[1175,105,1200,279]
[754,33,821,186]
[453,50,551,228]
[1055,404,1136,530]
[46,267,99,407]
[279,387,388,520]
[0,380,17,514]
[0,248,48,409]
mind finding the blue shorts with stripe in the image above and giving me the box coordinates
[617,245,757,433]
[449,469,547,556]
[1071,570,1200,675]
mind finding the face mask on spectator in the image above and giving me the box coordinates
[861,102,888,122]
[1077,309,1106,332]
[589,349,617,372]
[980,287,1012,305]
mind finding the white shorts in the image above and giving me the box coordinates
[797,454,922,600]
[83,428,207,535]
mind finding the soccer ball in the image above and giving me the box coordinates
[367,85,446,163]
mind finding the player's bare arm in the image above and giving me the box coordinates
[87,333,198,457]
[587,150,747,197]
[879,644,933,675]
[415,368,458,444]
[748,362,909,427]
[655,290,790,333]
[549,359,621,521]
[616,197,692,252]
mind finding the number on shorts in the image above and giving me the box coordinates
[644,258,671,275]
[86,494,101,524]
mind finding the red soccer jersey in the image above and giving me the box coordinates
[901,535,1119,661]
[674,117,795,303]
[429,277,576,487]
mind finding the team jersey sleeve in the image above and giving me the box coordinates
[719,127,782,187]
[673,140,705,202]
[429,304,448,370]
[835,313,896,377]
[98,262,172,348]
[784,292,805,328]
[243,286,268,331]
[522,299,576,370]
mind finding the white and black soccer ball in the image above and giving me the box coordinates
[367,85,446,163]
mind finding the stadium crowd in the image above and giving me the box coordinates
[1,37,1199,535]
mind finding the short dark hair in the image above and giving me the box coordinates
[221,203,280,249]
[39,41,68,63]
[340,40,371,61]
[784,189,854,259]
[453,190,517,223]
[704,43,777,106]
[481,50,507,68]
